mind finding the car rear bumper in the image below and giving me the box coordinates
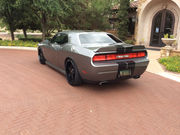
[80,58,149,82]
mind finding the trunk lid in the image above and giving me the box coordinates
[85,43,146,54]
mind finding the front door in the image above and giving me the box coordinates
[44,34,59,66]
[150,9,175,47]
[50,33,68,68]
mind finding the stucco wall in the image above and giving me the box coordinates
[135,0,180,50]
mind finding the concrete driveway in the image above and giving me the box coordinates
[0,49,180,135]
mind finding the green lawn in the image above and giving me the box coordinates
[159,56,180,73]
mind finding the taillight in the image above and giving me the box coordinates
[93,52,146,62]
[92,55,106,61]
[106,54,116,60]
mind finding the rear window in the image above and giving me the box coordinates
[79,33,122,44]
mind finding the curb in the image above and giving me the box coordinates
[157,72,180,83]
[0,46,37,51]
[147,71,180,83]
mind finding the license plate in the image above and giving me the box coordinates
[119,70,131,77]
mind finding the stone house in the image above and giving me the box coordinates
[110,0,180,50]
[135,0,180,49]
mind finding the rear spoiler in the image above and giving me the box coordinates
[95,44,146,53]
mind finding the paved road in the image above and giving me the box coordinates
[0,49,180,135]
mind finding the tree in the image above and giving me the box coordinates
[29,0,69,40]
[117,0,130,40]
[14,1,41,38]
[0,0,115,40]
[15,15,41,38]
[0,0,19,40]
[62,0,113,30]
[85,0,112,30]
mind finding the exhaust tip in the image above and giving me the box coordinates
[133,75,141,79]
[99,81,108,86]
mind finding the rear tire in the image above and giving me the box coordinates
[65,59,82,86]
[38,50,46,65]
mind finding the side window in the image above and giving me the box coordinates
[53,34,68,45]
[51,34,58,43]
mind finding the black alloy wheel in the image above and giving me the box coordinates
[39,50,46,64]
[65,59,82,86]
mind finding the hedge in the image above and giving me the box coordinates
[0,40,38,47]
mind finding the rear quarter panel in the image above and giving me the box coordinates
[60,44,94,73]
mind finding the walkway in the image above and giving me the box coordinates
[147,50,180,82]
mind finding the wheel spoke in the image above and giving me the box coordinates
[67,63,75,82]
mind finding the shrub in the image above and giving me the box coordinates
[125,40,134,44]
[16,34,41,39]
[16,34,24,39]
[164,34,169,38]
[170,35,175,39]
[16,34,43,42]
[159,56,180,73]
[19,38,42,42]
[163,34,175,39]
[0,40,38,47]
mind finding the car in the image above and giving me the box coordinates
[38,31,149,86]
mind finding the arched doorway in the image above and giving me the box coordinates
[150,9,175,47]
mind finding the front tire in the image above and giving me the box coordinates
[38,50,46,65]
[65,59,82,86]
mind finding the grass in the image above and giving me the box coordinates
[18,38,42,42]
[16,34,42,42]
[159,56,180,73]
[0,40,38,47]
[16,34,42,39]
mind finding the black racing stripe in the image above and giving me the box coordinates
[116,45,146,54]
[116,46,124,54]
[125,47,133,53]
[116,45,133,54]
[128,61,135,75]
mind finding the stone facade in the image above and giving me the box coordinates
[170,50,180,56]
[135,0,180,50]
[161,49,180,57]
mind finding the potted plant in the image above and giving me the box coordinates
[161,34,176,57]
[161,34,176,47]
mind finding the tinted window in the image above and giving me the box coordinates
[79,33,122,45]
[51,34,58,43]
[107,34,122,43]
[51,34,68,44]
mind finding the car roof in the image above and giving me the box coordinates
[59,30,108,35]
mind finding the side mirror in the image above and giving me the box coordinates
[44,40,51,45]
[44,39,50,43]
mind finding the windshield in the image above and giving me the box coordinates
[79,33,122,46]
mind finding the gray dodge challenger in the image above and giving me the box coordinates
[38,31,149,86]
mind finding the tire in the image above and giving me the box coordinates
[38,50,46,65]
[65,59,82,86]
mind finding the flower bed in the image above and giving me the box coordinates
[159,56,180,73]
[0,40,38,47]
